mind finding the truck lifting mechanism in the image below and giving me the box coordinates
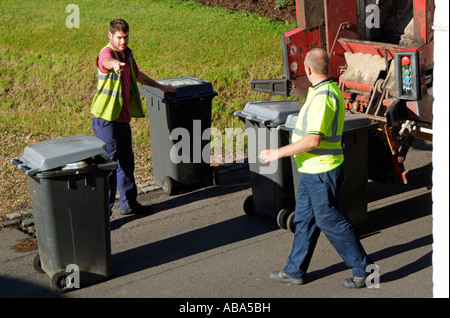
[252,0,434,184]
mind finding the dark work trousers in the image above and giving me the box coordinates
[92,117,138,212]
[283,163,372,279]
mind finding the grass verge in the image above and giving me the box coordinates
[0,0,296,216]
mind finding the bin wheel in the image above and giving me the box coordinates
[276,209,292,229]
[50,269,71,294]
[32,253,45,274]
[212,168,219,186]
[161,177,174,195]
[287,212,296,233]
[243,196,257,216]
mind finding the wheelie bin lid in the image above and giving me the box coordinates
[234,100,303,127]
[279,111,374,132]
[342,111,374,132]
[12,135,107,176]
[139,76,217,102]
[278,113,299,132]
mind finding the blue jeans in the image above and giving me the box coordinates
[92,117,138,211]
[283,163,371,279]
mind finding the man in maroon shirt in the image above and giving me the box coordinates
[92,19,176,216]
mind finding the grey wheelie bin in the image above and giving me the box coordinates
[279,111,377,234]
[12,135,117,293]
[139,77,218,195]
[234,100,303,229]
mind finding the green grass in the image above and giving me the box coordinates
[0,0,296,216]
[0,0,295,137]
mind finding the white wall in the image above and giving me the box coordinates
[432,0,449,299]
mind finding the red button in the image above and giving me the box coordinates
[401,56,411,66]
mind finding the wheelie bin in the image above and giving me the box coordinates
[234,100,303,229]
[279,111,377,234]
[139,77,218,195]
[12,135,117,293]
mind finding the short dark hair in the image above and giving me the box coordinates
[304,48,329,75]
[110,19,129,34]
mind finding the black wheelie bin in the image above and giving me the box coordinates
[139,77,218,195]
[234,100,303,229]
[12,135,117,293]
[279,111,377,234]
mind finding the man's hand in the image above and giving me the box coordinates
[136,72,177,93]
[160,84,177,93]
[259,149,279,163]
[259,134,322,163]
[101,57,125,75]
[113,60,126,75]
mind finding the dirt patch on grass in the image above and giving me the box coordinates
[185,0,297,21]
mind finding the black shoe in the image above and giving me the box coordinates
[269,271,304,285]
[120,204,152,216]
[342,276,367,288]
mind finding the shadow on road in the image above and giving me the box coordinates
[0,275,63,298]
[111,165,251,230]
[367,162,432,203]
[111,213,278,279]
[305,234,432,285]
[366,192,432,234]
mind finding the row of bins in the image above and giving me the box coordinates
[11,76,373,293]
[12,77,218,293]
[235,100,376,235]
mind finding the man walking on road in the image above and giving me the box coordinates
[91,19,176,216]
[259,48,373,288]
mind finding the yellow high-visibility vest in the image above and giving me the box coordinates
[291,79,345,174]
[90,43,144,121]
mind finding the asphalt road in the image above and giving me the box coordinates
[0,139,433,302]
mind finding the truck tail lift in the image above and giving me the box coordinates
[252,0,434,184]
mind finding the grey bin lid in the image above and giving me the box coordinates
[234,100,303,127]
[279,111,373,132]
[139,76,217,101]
[13,135,106,176]
[342,111,372,131]
[278,113,299,131]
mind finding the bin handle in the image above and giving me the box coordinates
[162,91,217,104]
[234,112,277,127]
[245,117,275,127]
[11,158,32,174]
